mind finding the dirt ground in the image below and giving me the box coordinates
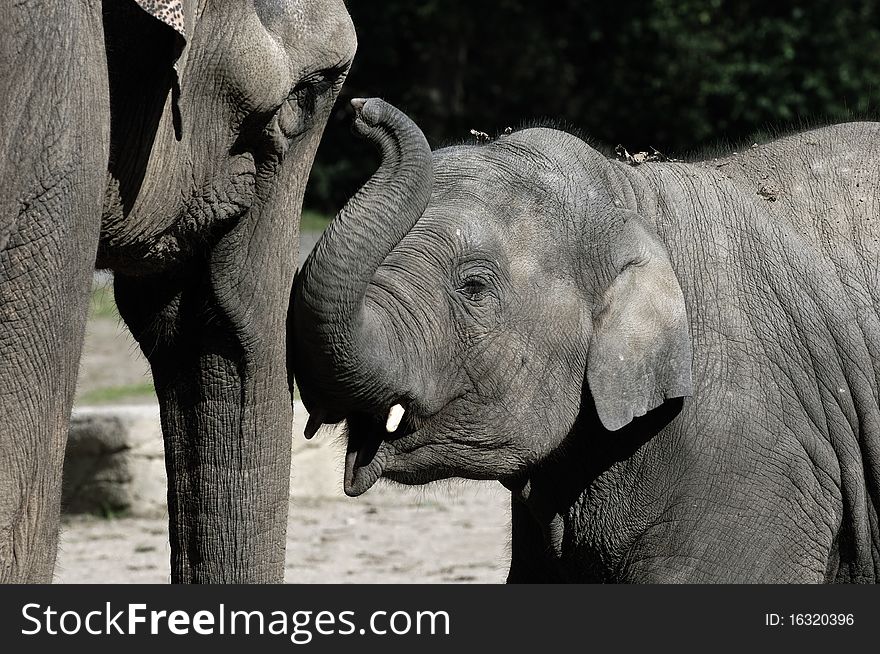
[60,259,511,583]
[57,484,511,584]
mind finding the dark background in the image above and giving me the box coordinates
[303,0,880,216]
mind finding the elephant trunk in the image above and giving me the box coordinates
[292,99,433,419]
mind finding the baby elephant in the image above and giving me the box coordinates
[292,98,880,583]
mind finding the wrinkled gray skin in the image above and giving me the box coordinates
[294,99,880,582]
[0,0,355,582]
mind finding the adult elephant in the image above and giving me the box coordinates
[0,0,355,582]
[293,99,880,582]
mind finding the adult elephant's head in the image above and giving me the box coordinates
[101,1,356,582]
[293,100,693,497]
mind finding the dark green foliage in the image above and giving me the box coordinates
[305,0,880,212]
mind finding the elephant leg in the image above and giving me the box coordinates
[507,493,564,583]
[0,220,99,582]
[0,1,108,582]
[115,266,293,583]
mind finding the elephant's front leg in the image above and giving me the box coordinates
[0,242,96,582]
[115,265,294,583]
[0,222,102,582]
[0,0,108,582]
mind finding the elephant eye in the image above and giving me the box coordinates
[270,63,349,144]
[457,276,489,301]
[291,64,348,116]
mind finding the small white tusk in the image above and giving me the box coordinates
[385,404,405,433]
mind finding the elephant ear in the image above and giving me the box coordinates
[587,213,693,431]
[133,1,187,40]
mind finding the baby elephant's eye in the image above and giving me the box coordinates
[458,276,489,301]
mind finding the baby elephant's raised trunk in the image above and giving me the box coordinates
[291,99,433,424]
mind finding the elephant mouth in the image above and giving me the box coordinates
[341,403,438,496]
[342,408,411,496]
[343,414,388,496]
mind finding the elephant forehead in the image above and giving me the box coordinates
[406,198,571,281]
[255,0,356,58]
[432,156,569,235]
[434,147,565,199]
[255,0,310,25]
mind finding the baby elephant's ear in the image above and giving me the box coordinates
[587,215,693,431]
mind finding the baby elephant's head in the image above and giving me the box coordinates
[292,99,692,496]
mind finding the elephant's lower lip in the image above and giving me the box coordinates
[343,440,386,497]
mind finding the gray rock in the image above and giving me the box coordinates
[62,405,166,517]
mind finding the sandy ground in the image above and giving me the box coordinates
[60,240,511,583]
[57,484,511,584]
